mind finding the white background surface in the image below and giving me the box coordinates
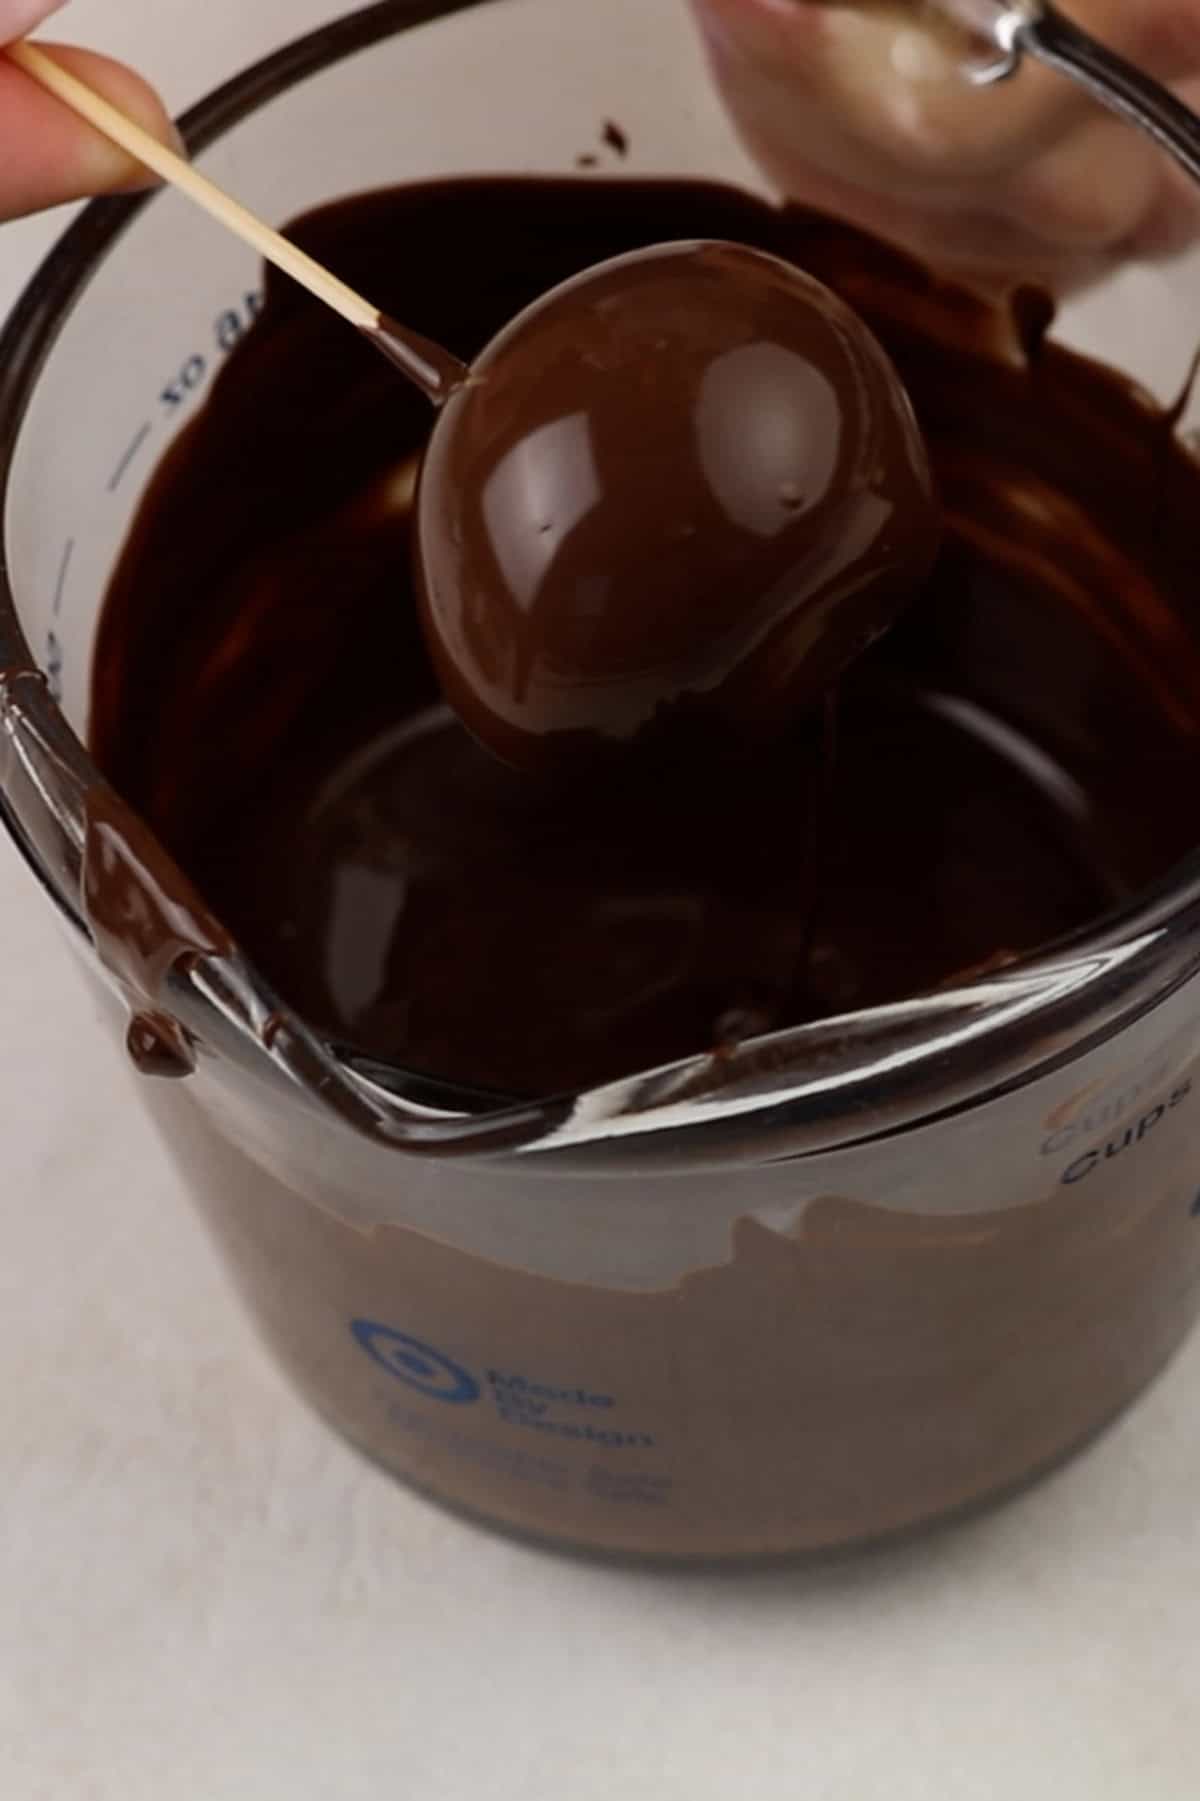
[4,2,1200,1796]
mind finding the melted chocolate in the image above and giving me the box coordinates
[83,785,232,1000]
[125,1011,195,1080]
[91,177,1200,1098]
[80,781,229,1073]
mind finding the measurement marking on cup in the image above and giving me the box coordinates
[45,628,63,702]
[51,536,75,617]
[107,421,153,494]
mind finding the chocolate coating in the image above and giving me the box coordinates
[416,240,940,769]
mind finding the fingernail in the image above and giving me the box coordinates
[121,119,189,191]
[115,121,188,192]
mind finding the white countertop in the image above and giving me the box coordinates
[4,3,1200,1796]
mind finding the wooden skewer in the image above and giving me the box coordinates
[7,40,467,403]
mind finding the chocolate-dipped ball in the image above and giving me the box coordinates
[415,240,940,770]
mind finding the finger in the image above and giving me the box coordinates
[691,0,1200,287]
[0,0,66,39]
[0,42,178,220]
[1000,112,1162,252]
[1093,0,1200,86]
[1119,74,1200,262]
[696,0,1200,180]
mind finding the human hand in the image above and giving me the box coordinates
[1,0,175,220]
[689,0,1200,290]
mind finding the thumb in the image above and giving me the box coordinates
[0,41,178,220]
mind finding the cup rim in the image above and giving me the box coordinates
[3,0,1200,1170]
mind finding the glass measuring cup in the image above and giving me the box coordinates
[4,0,1200,1559]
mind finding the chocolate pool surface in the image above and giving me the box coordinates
[91,177,1200,1097]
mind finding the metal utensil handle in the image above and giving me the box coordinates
[1015,2,1200,187]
